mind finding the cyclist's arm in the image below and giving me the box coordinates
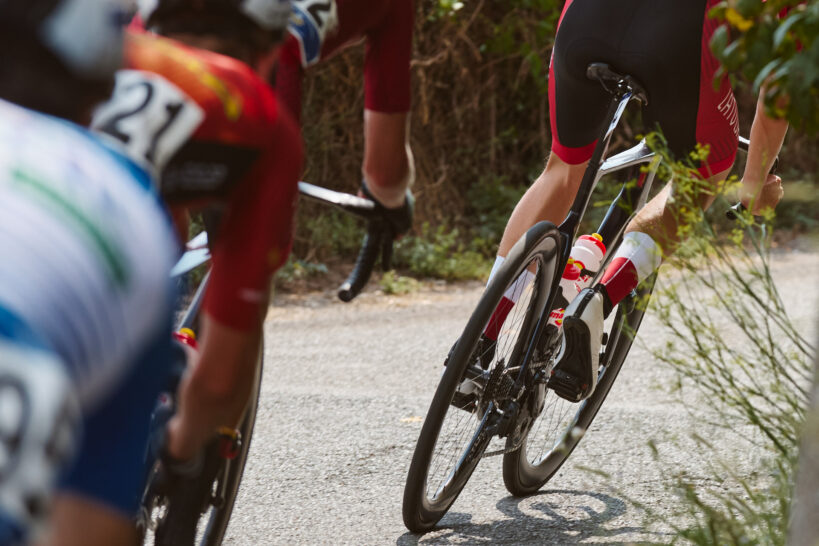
[167,110,302,461]
[740,91,788,211]
[275,36,305,122]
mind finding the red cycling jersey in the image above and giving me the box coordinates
[103,32,302,330]
[276,0,414,121]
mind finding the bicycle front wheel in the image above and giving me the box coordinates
[198,345,263,545]
[502,277,655,496]
[402,222,561,533]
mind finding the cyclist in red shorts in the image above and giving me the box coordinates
[95,0,301,473]
[277,0,415,236]
[482,0,788,402]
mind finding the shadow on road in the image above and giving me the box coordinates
[396,489,672,545]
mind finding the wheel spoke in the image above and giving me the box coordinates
[423,257,542,503]
[404,224,561,532]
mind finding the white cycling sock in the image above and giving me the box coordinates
[484,255,536,340]
[487,255,505,286]
[487,255,535,303]
[612,231,663,280]
[599,231,663,307]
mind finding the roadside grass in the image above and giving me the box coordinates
[379,270,422,295]
[610,144,816,545]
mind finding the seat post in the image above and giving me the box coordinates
[558,82,638,260]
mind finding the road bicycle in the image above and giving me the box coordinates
[138,182,391,545]
[402,62,763,532]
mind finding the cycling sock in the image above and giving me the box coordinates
[483,255,507,340]
[599,231,662,314]
[486,255,505,286]
[484,267,536,341]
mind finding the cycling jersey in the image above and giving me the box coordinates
[549,0,738,177]
[276,0,414,120]
[94,31,303,330]
[0,98,177,535]
[0,98,176,409]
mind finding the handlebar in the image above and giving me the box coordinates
[297,181,396,302]
[337,219,394,302]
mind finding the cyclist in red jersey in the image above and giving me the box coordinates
[276,0,415,233]
[95,0,301,475]
[478,0,788,402]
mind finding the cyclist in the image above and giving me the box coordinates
[277,0,415,238]
[0,1,178,544]
[94,0,301,530]
[482,0,788,402]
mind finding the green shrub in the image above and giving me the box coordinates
[628,137,815,545]
[379,271,422,295]
[465,175,527,255]
[394,223,491,280]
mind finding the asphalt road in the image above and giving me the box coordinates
[225,247,818,545]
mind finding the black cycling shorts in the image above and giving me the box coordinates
[549,0,738,176]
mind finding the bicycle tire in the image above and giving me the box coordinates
[402,222,561,533]
[198,345,263,545]
[144,345,263,546]
[501,276,656,496]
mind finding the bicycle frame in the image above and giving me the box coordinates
[511,75,660,407]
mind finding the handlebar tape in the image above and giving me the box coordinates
[338,221,385,302]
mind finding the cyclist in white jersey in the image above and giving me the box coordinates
[0,1,178,544]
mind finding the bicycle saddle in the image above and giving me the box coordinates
[586,63,649,106]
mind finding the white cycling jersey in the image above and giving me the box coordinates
[0,98,177,410]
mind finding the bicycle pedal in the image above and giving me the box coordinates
[547,370,587,402]
[450,391,477,411]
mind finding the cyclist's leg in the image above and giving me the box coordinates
[597,166,732,312]
[484,0,609,340]
[595,0,740,314]
[554,0,738,400]
[50,323,174,546]
[359,0,414,210]
[497,155,587,257]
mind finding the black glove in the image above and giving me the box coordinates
[360,180,414,238]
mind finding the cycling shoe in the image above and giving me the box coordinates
[548,288,604,402]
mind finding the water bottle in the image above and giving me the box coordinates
[547,234,606,327]
[568,233,606,293]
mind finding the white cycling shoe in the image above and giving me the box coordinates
[548,287,605,402]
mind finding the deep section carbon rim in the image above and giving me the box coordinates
[403,222,560,532]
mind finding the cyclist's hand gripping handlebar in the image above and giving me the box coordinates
[338,183,413,302]
[726,136,780,222]
[297,181,413,302]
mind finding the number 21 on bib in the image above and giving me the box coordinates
[93,70,204,174]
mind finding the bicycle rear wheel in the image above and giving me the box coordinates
[502,277,655,496]
[402,222,561,533]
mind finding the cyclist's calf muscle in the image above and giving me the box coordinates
[362,110,412,208]
[498,155,588,257]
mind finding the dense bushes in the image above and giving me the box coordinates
[291,0,818,272]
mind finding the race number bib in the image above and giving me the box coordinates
[93,70,204,173]
[288,0,339,67]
